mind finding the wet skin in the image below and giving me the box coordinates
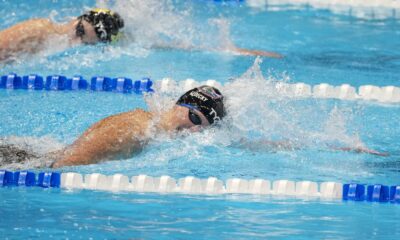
[0,18,100,61]
[51,105,210,168]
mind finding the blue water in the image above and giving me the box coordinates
[1,0,400,239]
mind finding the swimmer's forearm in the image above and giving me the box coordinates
[331,146,389,156]
[51,151,98,168]
[51,141,111,168]
[52,139,144,168]
[232,47,283,58]
[237,138,299,151]
[153,41,199,51]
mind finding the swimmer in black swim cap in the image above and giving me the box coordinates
[1,83,386,169]
[51,85,226,167]
[0,85,226,169]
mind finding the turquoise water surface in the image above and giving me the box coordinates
[1,0,400,239]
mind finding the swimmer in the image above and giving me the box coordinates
[0,8,282,62]
[0,86,386,168]
[0,8,124,62]
[50,85,226,168]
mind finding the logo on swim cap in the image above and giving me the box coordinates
[176,85,225,125]
[189,91,208,102]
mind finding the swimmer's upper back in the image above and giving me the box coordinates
[0,19,57,60]
[52,109,154,167]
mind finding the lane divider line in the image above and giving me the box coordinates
[1,170,399,203]
[2,74,399,103]
[0,73,153,93]
[155,78,400,103]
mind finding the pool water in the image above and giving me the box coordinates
[1,0,400,239]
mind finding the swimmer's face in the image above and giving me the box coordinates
[77,20,101,44]
[175,105,210,132]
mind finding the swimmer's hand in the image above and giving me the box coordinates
[232,47,283,58]
[331,146,389,157]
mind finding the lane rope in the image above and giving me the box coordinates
[155,78,400,103]
[1,170,399,203]
[239,0,400,19]
[2,73,400,103]
[0,73,153,93]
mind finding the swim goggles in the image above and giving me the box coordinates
[179,104,203,126]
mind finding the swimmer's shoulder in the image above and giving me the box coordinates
[24,18,53,25]
[103,109,153,123]
[0,18,57,42]
[24,19,57,33]
[113,109,153,134]
[6,18,55,31]
[131,109,150,114]
[124,109,153,122]
[82,109,152,137]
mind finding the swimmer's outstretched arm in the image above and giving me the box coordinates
[236,139,300,152]
[236,138,389,156]
[152,41,283,58]
[329,146,389,157]
[229,47,283,58]
[51,109,152,168]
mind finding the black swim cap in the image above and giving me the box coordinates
[77,9,124,42]
[176,85,226,125]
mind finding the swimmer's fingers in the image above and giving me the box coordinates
[356,147,390,157]
[333,146,390,157]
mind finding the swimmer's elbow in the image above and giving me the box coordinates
[51,157,93,168]
[50,161,61,168]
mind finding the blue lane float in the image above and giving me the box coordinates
[22,74,44,90]
[14,171,36,186]
[0,73,153,93]
[1,170,400,204]
[0,170,60,188]
[367,184,390,202]
[38,172,60,188]
[343,183,366,201]
[390,186,400,203]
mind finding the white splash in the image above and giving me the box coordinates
[97,0,233,51]
[0,136,65,169]
[144,57,364,157]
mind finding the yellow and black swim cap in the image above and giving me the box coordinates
[76,8,124,43]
